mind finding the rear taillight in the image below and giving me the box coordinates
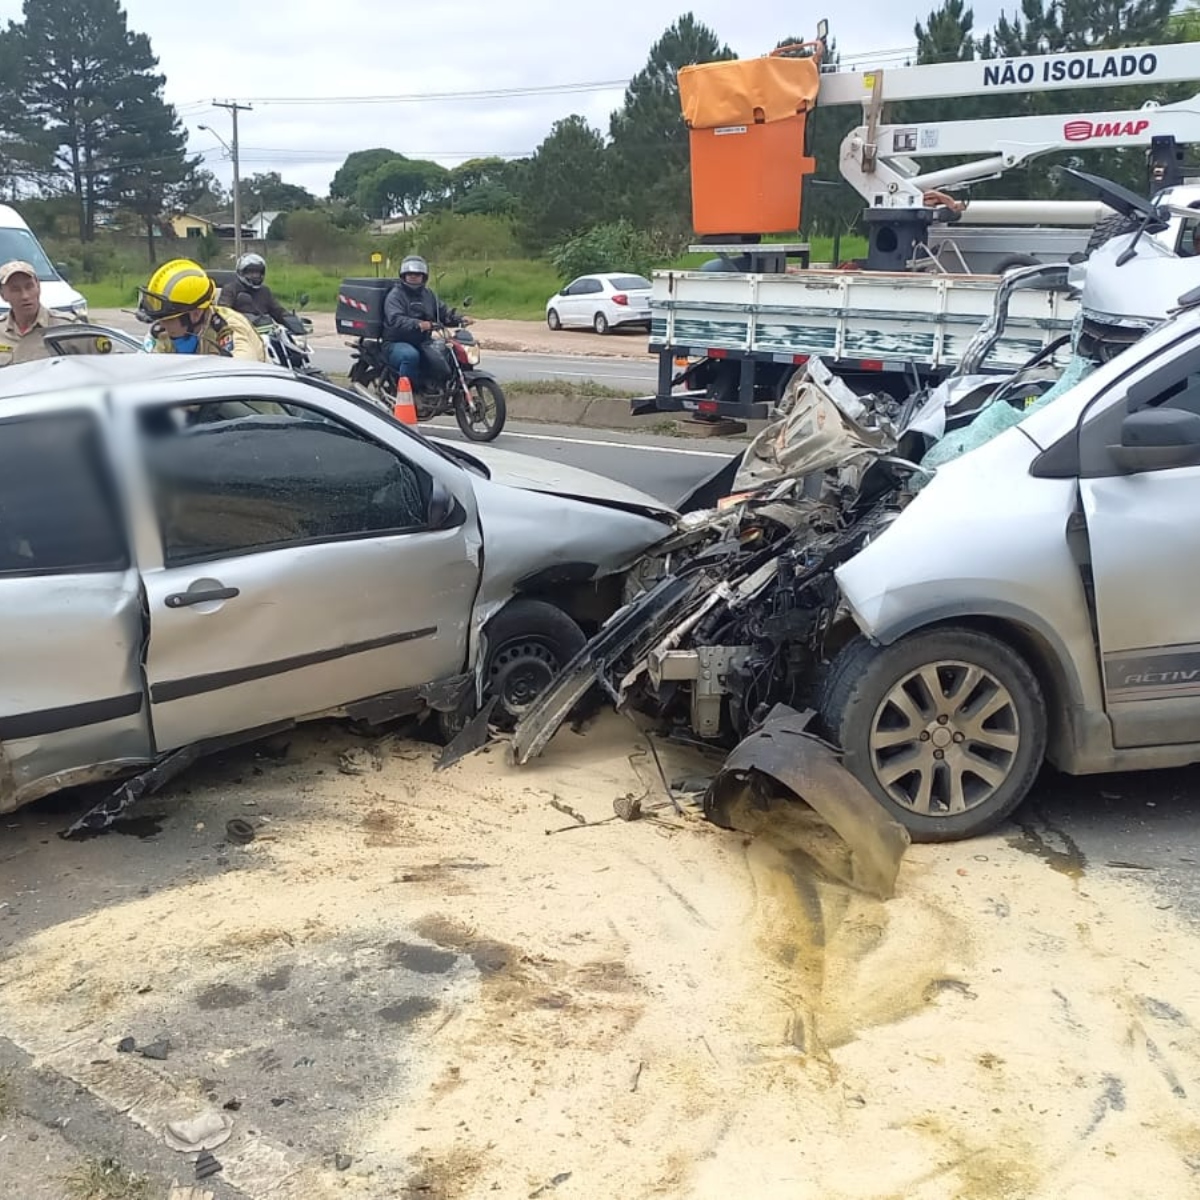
[611,293,628,306]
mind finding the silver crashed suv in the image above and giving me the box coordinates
[827,289,1200,840]
[0,355,675,818]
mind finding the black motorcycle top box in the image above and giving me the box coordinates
[335,277,394,339]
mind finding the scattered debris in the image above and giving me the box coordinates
[194,1150,222,1181]
[224,818,256,845]
[613,794,643,822]
[704,705,910,900]
[630,1060,646,1092]
[529,1172,573,1198]
[115,1036,170,1061]
[138,1038,170,1061]
[437,696,500,770]
[163,1110,233,1154]
[335,1153,353,1171]
[550,799,587,825]
[337,747,375,776]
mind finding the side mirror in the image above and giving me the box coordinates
[298,292,310,309]
[426,478,457,529]
[1109,407,1200,473]
[55,262,71,281]
[460,295,473,309]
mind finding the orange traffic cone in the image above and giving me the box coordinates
[392,375,418,425]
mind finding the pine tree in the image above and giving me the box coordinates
[518,116,610,249]
[607,14,736,235]
[9,0,191,240]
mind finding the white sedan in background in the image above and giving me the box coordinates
[545,273,653,335]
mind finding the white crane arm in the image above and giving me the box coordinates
[841,94,1200,207]
[818,42,1198,106]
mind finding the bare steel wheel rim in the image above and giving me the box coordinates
[868,660,1020,817]
[488,639,558,716]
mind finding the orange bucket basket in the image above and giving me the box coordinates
[679,48,821,236]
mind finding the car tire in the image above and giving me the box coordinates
[483,599,587,729]
[593,312,609,335]
[547,308,562,331]
[820,628,1046,842]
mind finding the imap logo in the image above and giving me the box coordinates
[1064,118,1151,142]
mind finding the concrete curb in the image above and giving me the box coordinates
[501,391,768,438]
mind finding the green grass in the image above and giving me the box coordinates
[64,1157,151,1200]
[0,1070,11,1118]
[77,238,870,319]
[505,379,639,401]
[79,258,562,321]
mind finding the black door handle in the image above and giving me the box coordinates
[165,586,240,609]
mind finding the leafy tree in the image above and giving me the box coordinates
[327,200,368,231]
[188,168,228,214]
[8,0,187,241]
[107,92,199,262]
[607,14,736,233]
[357,157,448,219]
[549,220,664,280]
[455,181,518,216]
[518,116,609,249]
[1172,2,1200,39]
[782,33,861,241]
[284,208,343,264]
[448,157,519,215]
[330,148,402,202]
[237,171,316,215]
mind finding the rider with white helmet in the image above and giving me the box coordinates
[218,252,289,324]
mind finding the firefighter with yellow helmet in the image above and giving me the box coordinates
[137,258,265,360]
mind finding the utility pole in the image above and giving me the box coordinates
[213,100,252,260]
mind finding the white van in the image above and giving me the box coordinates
[0,205,89,319]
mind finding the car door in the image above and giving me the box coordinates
[1076,340,1200,748]
[557,278,585,327]
[128,391,482,753]
[0,402,150,811]
[579,277,607,327]
[42,325,143,356]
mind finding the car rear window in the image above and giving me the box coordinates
[611,276,651,291]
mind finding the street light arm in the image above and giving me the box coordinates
[197,123,231,155]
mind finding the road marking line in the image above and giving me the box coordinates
[427,423,734,458]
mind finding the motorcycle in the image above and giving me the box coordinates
[346,299,507,442]
[255,308,318,374]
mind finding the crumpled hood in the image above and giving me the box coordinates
[431,438,677,519]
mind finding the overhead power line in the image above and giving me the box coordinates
[179,47,920,109]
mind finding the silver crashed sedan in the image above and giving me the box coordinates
[0,354,676,821]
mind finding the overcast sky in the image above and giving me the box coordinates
[2,0,1016,197]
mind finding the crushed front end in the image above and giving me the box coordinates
[509,360,923,762]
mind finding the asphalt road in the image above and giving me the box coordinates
[425,417,740,506]
[313,346,659,390]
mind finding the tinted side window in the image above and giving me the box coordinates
[0,411,127,576]
[582,279,604,295]
[561,279,581,296]
[139,404,432,566]
[1077,345,1200,477]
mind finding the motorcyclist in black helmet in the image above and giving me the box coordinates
[218,252,289,325]
[381,255,466,390]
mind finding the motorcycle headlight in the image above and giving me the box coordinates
[465,344,480,366]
